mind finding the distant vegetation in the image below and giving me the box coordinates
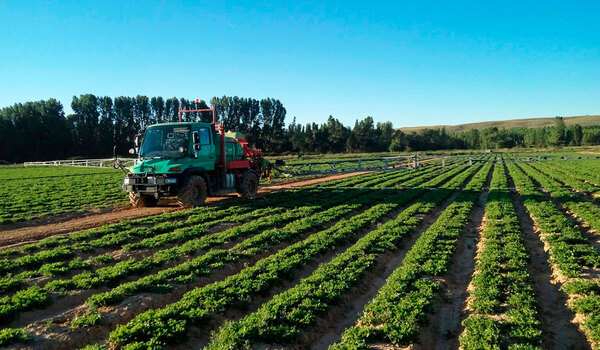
[400,115,600,133]
[1,95,600,163]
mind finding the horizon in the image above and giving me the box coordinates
[1,1,599,128]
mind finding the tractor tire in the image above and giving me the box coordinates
[237,170,259,198]
[129,192,157,207]
[177,175,208,208]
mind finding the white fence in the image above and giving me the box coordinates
[24,158,136,168]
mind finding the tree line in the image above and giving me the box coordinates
[1,95,599,163]
[286,115,600,153]
[0,95,286,162]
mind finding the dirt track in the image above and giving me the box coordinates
[0,171,368,248]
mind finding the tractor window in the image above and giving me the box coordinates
[195,127,211,145]
[139,126,191,158]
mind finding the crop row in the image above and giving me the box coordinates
[0,190,327,294]
[105,196,412,347]
[101,166,479,348]
[329,164,491,348]
[0,165,476,348]
[81,167,477,318]
[0,189,362,324]
[548,160,600,187]
[206,164,490,349]
[517,163,600,272]
[81,188,398,307]
[318,167,421,188]
[0,187,319,258]
[508,163,599,277]
[461,164,542,349]
[530,162,600,198]
[507,163,600,347]
[206,185,454,348]
[2,165,447,328]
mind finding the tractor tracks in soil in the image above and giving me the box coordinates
[0,172,369,249]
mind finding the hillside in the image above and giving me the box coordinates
[400,114,600,133]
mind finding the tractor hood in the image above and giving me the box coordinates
[130,158,187,174]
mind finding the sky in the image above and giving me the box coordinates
[0,0,599,128]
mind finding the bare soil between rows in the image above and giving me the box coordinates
[0,172,368,248]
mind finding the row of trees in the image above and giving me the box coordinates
[0,95,287,162]
[68,95,287,157]
[286,116,599,152]
[1,95,599,163]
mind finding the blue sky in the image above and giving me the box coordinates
[0,1,598,127]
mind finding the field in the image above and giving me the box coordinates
[0,154,445,227]
[0,155,599,349]
[0,167,127,225]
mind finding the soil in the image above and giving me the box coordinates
[0,171,369,248]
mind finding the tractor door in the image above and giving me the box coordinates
[192,126,216,169]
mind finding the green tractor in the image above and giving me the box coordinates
[120,104,270,208]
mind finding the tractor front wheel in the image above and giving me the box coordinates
[178,175,208,208]
[237,170,259,198]
[129,192,158,207]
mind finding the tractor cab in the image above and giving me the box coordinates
[122,101,268,208]
[133,123,217,172]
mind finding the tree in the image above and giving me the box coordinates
[389,130,405,152]
[71,94,100,157]
[549,116,566,146]
[134,95,151,129]
[573,124,583,146]
[98,96,115,157]
[150,96,165,124]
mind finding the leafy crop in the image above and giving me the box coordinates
[0,167,126,224]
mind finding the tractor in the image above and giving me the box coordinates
[120,102,270,208]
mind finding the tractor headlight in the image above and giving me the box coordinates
[123,178,135,185]
[165,178,177,184]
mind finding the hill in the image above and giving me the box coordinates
[400,115,600,133]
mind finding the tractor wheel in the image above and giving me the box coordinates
[129,192,157,207]
[237,170,259,198]
[177,175,208,208]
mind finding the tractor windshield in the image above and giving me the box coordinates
[139,125,191,158]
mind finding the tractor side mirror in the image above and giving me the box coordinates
[134,134,141,147]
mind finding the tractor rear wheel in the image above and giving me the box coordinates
[177,175,208,208]
[129,192,157,207]
[237,170,259,198]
